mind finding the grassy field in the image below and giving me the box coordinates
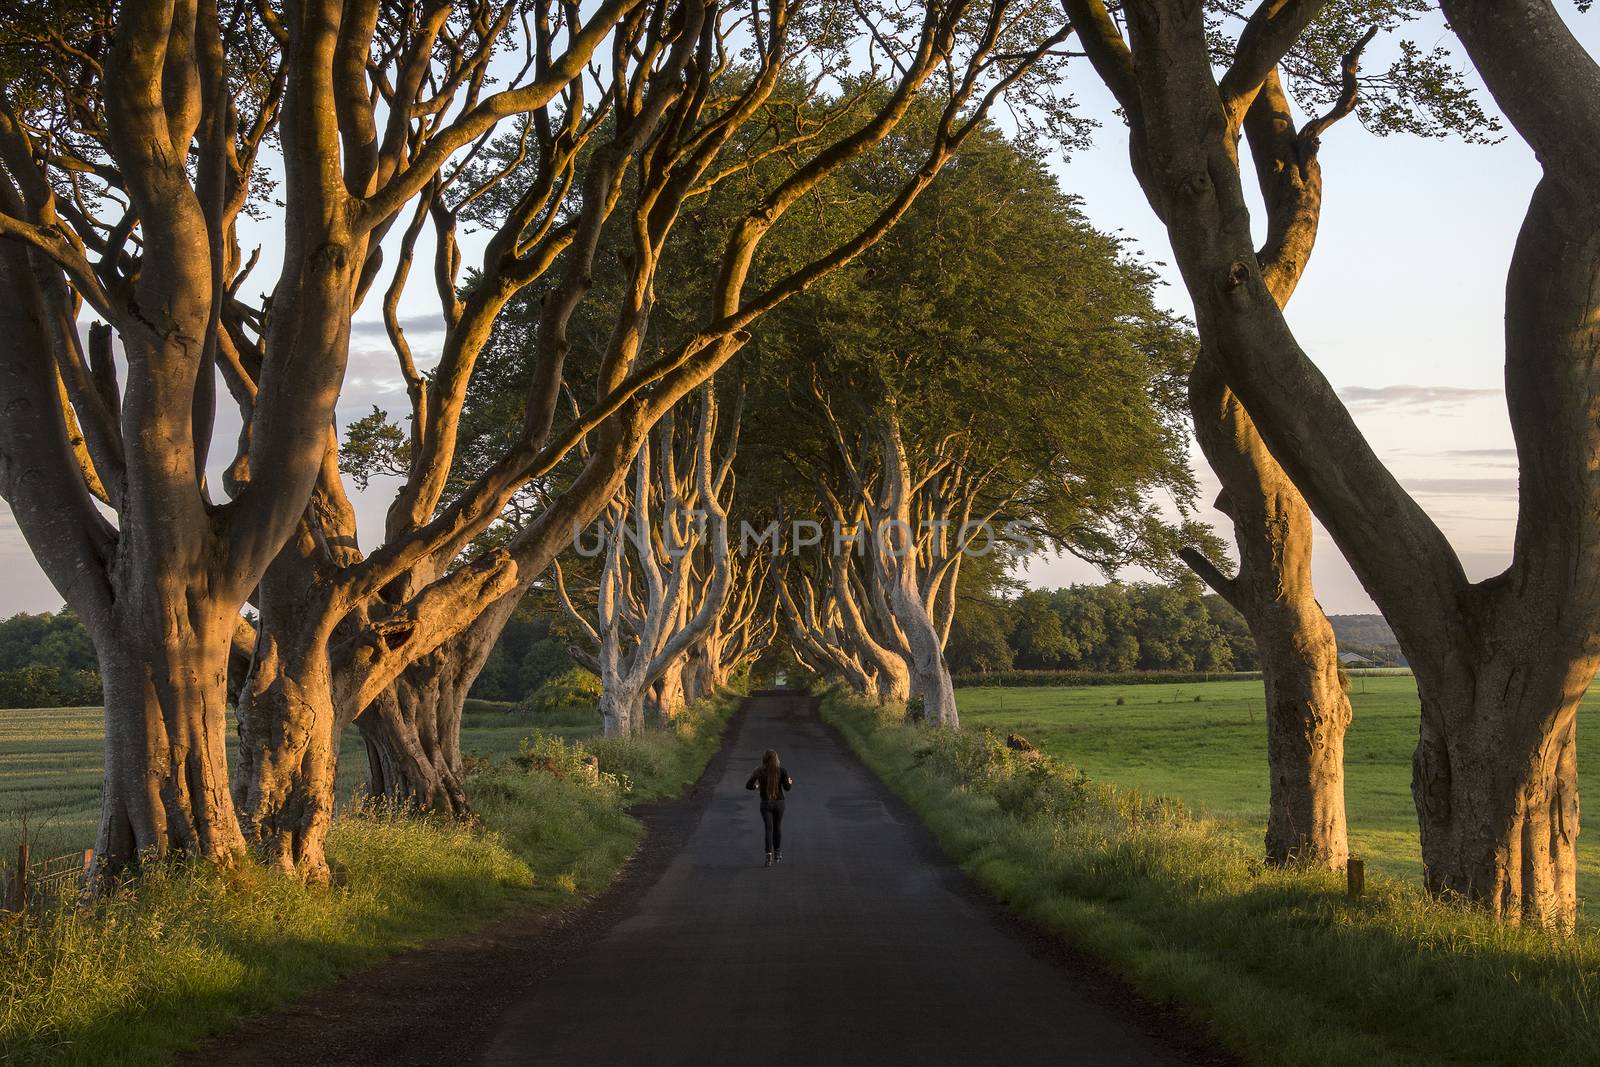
[0,694,729,1066]
[0,700,599,858]
[955,676,1600,909]
[828,689,1600,1065]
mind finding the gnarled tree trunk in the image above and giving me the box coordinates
[235,626,339,880]
[875,411,958,726]
[1413,660,1581,925]
[96,596,249,870]
[358,646,479,818]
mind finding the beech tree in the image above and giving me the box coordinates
[1171,10,1499,872]
[0,0,636,875]
[1062,0,1596,925]
[551,388,738,734]
[1173,47,1377,871]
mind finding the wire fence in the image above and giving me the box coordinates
[1,839,92,914]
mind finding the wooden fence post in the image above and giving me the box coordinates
[14,839,29,910]
[1347,857,1365,900]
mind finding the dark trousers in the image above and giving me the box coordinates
[760,803,784,852]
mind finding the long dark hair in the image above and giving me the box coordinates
[759,750,782,801]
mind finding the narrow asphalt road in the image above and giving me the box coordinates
[484,691,1190,1065]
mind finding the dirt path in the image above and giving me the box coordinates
[188,692,1228,1065]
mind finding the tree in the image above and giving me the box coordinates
[1063,0,1596,925]
[1011,590,1068,668]
[552,388,737,734]
[0,0,638,876]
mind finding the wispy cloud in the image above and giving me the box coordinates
[1439,448,1517,467]
[1402,476,1517,498]
[349,314,446,338]
[1337,384,1501,412]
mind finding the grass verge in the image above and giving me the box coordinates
[823,689,1600,1067]
[953,676,1600,901]
[0,692,741,1067]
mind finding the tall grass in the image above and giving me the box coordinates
[824,691,1600,1066]
[0,692,740,1066]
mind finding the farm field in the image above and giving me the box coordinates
[0,702,598,860]
[957,676,1600,909]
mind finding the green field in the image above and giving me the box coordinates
[957,675,1600,907]
[0,701,599,859]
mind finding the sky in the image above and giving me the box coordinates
[1,6,1592,618]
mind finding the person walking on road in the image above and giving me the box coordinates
[746,749,793,867]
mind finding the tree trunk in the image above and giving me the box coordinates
[650,657,688,721]
[893,591,957,725]
[353,628,500,818]
[95,599,247,875]
[1413,660,1581,927]
[682,636,721,705]
[235,613,340,881]
[875,413,957,726]
[1257,609,1349,868]
[1187,360,1351,870]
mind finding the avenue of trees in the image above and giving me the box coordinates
[745,125,1203,727]
[0,0,1071,879]
[0,0,1594,935]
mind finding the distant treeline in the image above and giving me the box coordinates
[0,594,1405,707]
[467,611,580,704]
[0,609,102,708]
[947,583,1406,678]
[953,668,1263,688]
[947,582,1257,676]
[0,603,585,710]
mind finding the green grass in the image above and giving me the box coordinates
[0,693,739,1066]
[955,676,1600,907]
[0,703,603,859]
[826,690,1600,1066]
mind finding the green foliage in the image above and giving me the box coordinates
[915,727,1095,822]
[0,666,102,710]
[467,603,582,704]
[741,121,1209,576]
[0,610,102,709]
[946,580,1258,676]
[513,667,604,718]
[826,688,1600,1065]
[515,732,632,794]
[337,406,412,491]
[952,668,1261,688]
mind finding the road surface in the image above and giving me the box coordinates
[484,690,1189,1065]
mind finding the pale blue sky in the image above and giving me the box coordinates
[1,6,1592,616]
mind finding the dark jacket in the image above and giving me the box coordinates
[746,767,793,807]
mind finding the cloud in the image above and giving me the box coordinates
[1401,476,1518,499]
[349,314,446,338]
[1337,384,1501,411]
[1439,447,1517,466]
